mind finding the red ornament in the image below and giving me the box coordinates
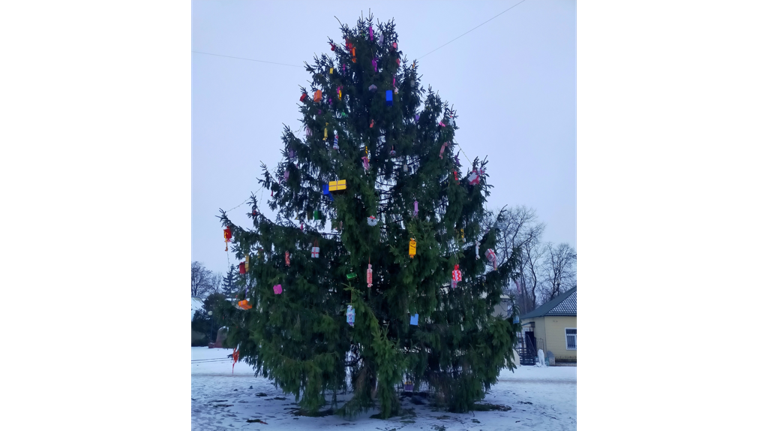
[330,42,335,51]
[300,93,307,102]
[367,262,373,288]
[239,262,246,275]
[224,227,232,251]
[396,58,400,67]
[285,251,290,267]
[452,264,462,282]
[453,171,459,183]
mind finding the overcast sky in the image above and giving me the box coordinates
[192,0,575,275]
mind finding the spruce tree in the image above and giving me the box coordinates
[220,264,239,298]
[217,15,522,418]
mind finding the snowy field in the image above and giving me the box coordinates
[192,347,576,430]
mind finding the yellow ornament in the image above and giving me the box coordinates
[330,67,334,74]
[365,146,369,157]
[324,123,328,140]
[409,238,417,258]
[245,255,250,272]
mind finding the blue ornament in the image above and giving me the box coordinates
[386,90,393,106]
[410,313,419,326]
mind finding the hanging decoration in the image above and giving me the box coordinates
[454,155,461,168]
[410,314,419,326]
[367,215,378,226]
[415,114,420,123]
[485,249,498,270]
[273,284,283,295]
[451,264,462,289]
[439,142,448,159]
[468,170,482,186]
[370,119,374,128]
[461,229,465,243]
[237,299,252,310]
[439,121,446,127]
[414,200,418,217]
[369,25,373,40]
[369,84,377,92]
[330,42,335,51]
[330,67,333,75]
[513,315,520,324]
[328,179,347,193]
[337,86,342,100]
[311,240,319,258]
[313,210,321,220]
[403,381,414,392]
[346,272,357,280]
[372,58,377,72]
[351,47,356,63]
[283,169,290,183]
[324,123,328,140]
[361,156,370,171]
[367,262,373,288]
[390,146,396,156]
[300,93,308,102]
[249,204,258,217]
[239,262,246,275]
[285,251,290,267]
[347,305,356,326]
[300,222,304,232]
[313,90,322,103]
[453,171,459,183]
[386,90,393,106]
[232,347,239,375]
[333,133,339,150]
[245,255,250,272]
[224,227,232,251]
[409,238,417,258]
[475,241,480,260]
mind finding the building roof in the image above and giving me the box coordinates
[520,287,577,319]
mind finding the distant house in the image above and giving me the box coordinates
[192,296,205,321]
[520,287,577,364]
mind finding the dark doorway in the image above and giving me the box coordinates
[519,331,537,365]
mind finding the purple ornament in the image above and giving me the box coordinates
[289,149,295,159]
[414,200,418,217]
[415,114,420,123]
[454,155,461,167]
[284,170,289,181]
[372,58,378,72]
[369,26,373,40]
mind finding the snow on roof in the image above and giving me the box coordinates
[192,296,205,321]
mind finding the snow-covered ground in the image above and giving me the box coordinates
[192,347,576,430]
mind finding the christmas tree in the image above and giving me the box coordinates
[216,15,521,419]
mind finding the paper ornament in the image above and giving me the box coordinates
[386,90,393,106]
[313,90,322,103]
[351,47,356,62]
[346,272,357,280]
[224,227,232,251]
[300,222,304,232]
[372,58,377,72]
[414,200,418,217]
[513,315,520,324]
[370,119,374,128]
[403,381,414,392]
[283,170,290,182]
[273,284,282,295]
[468,170,481,185]
[369,25,373,40]
[369,84,377,92]
[249,205,258,217]
[330,67,333,75]
[367,263,373,288]
[337,86,342,100]
[324,124,328,140]
[390,147,396,156]
[452,264,462,284]
[239,262,246,275]
[409,238,417,258]
[453,171,459,183]
[439,142,448,159]
[485,249,497,270]
[313,210,321,220]
[300,93,308,102]
[461,229,465,243]
[410,314,419,326]
[362,156,370,171]
[367,216,378,226]
[347,305,356,326]
[439,121,446,127]
[285,251,290,267]
[330,42,335,51]
[396,58,401,67]
[311,241,319,258]
[475,241,480,260]
[379,33,384,45]
[333,134,339,150]
[328,180,347,192]
[392,42,398,50]
[415,114,420,122]
[454,155,461,167]
[237,300,252,310]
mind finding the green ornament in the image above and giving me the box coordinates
[346,273,357,280]
[314,210,321,220]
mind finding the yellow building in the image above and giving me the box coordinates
[520,287,577,364]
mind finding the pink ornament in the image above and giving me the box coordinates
[273,284,283,295]
[372,58,377,72]
[452,264,462,283]
[439,121,446,127]
[468,170,481,185]
[367,264,373,288]
[485,249,497,270]
[362,156,370,171]
[285,251,290,267]
[439,142,448,159]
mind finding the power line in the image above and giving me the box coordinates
[417,0,527,60]
[193,50,304,68]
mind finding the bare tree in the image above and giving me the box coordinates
[541,243,577,301]
[210,272,223,295]
[192,261,216,298]
[483,206,546,315]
